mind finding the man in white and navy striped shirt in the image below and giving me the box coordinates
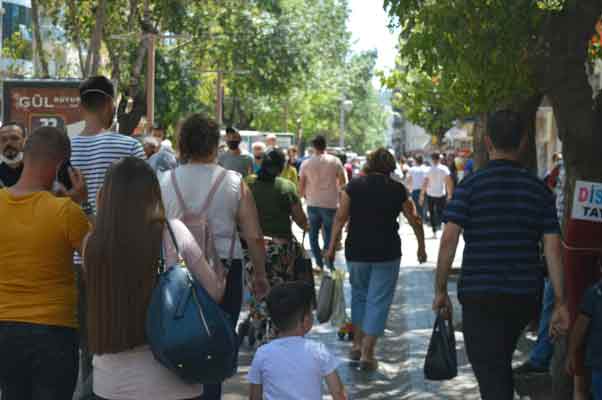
[71,76,145,216]
[70,75,144,399]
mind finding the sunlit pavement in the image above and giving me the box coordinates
[223,224,486,400]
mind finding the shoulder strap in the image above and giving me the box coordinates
[170,170,190,214]
[199,168,228,215]
[225,177,244,265]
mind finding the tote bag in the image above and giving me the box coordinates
[424,314,458,381]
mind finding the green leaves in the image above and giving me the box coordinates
[382,0,543,134]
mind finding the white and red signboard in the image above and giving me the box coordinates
[571,180,602,223]
[3,80,83,137]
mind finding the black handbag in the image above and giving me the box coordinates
[146,222,238,384]
[293,233,317,306]
[424,314,458,381]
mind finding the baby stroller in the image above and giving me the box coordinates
[238,236,315,347]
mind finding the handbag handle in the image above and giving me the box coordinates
[159,221,183,273]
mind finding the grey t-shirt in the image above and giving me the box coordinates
[218,151,253,177]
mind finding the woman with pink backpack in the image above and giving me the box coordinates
[159,114,270,400]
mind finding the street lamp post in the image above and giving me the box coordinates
[339,98,353,148]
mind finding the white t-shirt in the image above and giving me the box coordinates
[426,164,450,197]
[247,337,340,400]
[408,165,429,191]
[160,163,244,259]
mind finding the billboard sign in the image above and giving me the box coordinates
[2,80,84,137]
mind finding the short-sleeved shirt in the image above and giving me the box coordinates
[0,162,23,187]
[345,174,407,262]
[300,154,345,209]
[580,283,602,371]
[247,336,339,400]
[280,165,299,186]
[247,176,299,239]
[219,151,253,178]
[71,132,145,214]
[0,190,90,328]
[148,148,178,173]
[425,164,450,197]
[408,165,429,192]
[443,159,560,299]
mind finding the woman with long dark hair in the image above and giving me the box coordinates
[85,157,225,400]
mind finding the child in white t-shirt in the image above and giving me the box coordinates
[247,282,346,400]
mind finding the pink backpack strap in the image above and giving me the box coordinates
[199,168,229,216]
[170,170,190,214]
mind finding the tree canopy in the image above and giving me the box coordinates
[23,0,388,152]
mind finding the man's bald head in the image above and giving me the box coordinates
[24,127,71,164]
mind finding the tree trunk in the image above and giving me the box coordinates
[472,113,489,170]
[533,5,602,399]
[66,0,86,77]
[30,0,49,78]
[513,95,543,172]
[85,0,108,76]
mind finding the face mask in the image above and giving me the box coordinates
[255,155,262,161]
[0,152,23,166]
[227,140,241,150]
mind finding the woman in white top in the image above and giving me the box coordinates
[84,157,225,400]
[159,114,269,400]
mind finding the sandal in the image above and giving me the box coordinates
[360,359,379,371]
[349,349,361,361]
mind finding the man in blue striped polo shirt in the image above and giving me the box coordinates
[432,110,570,399]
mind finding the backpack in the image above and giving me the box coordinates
[170,168,236,273]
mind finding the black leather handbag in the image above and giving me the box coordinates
[424,314,458,381]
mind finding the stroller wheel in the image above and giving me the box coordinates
[237,320,250,345]
[248,325,257,347]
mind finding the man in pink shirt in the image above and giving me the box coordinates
[299,135,347,271]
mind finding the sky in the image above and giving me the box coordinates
[348,0,399,74]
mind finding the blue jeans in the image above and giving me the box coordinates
[593,370,602,400]
[411,189,426,221]
[307,206,336,270]
[529,279,555,369]
[348,259,401,336]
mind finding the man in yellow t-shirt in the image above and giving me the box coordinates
[0,126,89,400]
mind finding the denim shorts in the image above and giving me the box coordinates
[347,259,401,336]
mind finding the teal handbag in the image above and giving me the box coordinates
[146,222,238,384]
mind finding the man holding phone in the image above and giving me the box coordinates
[0,126,90,400]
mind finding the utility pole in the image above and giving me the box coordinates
[146,33,156,128]
[200,69,249,126]
[215,70,223,126]
[339,98,353,148]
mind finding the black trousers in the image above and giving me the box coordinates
[427,195,446,233]
[201,259,243,400]
[462,296,537,400]
[0,321,79,400]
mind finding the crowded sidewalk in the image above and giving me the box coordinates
[222,224,482,400]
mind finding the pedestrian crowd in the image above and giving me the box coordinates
[0,74,599,400]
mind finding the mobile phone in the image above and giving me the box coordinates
[57,160,73,190]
